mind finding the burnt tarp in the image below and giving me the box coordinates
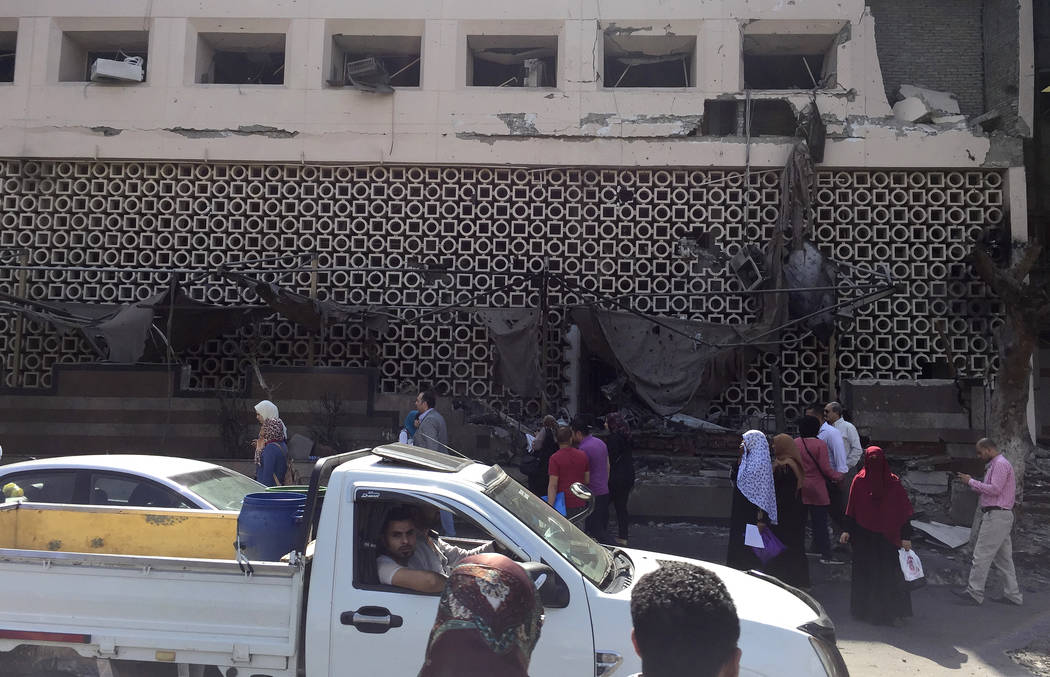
[0,286,269,363]
[223,272,384,333]
[475,309,543,398]
[777,141,837,343]
[571,307,768,416]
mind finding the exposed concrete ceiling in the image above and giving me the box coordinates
[198,32,286,52]
[63,30,148,51]
[332,34,421,56]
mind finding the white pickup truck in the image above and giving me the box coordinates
[0,444,848,677]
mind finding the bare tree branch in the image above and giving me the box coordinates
[1010,242,1043,283]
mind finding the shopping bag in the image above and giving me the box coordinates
[752,528,786,564]
[541,492,567,516]
[898,548,926,590]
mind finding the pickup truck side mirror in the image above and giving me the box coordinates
[567,482,594,527]
[519,561,570,609]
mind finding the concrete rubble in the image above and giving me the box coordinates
[892,84,966,125]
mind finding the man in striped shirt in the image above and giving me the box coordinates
[953,438,1023,606]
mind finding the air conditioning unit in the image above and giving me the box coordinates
[90,56,144,83]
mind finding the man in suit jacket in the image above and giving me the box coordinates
[414,389,448,453]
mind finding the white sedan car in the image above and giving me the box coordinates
[0,455,265,511]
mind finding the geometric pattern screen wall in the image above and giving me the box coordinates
[0,159,1005,424]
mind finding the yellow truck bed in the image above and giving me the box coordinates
[0,501,239,559]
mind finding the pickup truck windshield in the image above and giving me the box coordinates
[168,468,266,511]
[487,475,613,586]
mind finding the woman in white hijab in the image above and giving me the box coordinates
[254,400,288,440]
[726,430,778,570]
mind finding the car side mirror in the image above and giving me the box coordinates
[519,561,570,608]
[568,482,594,526]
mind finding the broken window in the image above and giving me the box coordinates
[703,100,739,135]
[742,28,840,90]
[58,30,148,82]
[748,100,798,136]
[329,35,421,90]
[467,35,557,87]
[603,34,695,88]
[195,32,285,85]
[0,30,15,82]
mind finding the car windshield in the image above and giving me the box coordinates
[168,467,265,511]
[486,473,613,587]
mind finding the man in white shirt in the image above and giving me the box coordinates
[806,405,847,473]
[375,505,492,593]
[825,402,863,471]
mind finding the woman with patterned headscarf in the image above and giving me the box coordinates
[840,446,915,625]
[726,430,778,571]
[418,553,544,677]
[605,412,636,546]
[255,417,289,487]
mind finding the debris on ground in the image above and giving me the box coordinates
[1009,636,1050,677]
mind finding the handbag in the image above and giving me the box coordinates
[800,438,841,508]
[752,528,787,564]
[898,548,927,590]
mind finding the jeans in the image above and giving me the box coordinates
[807,504,831,558]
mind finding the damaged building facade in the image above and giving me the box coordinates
[0,0,1042,456]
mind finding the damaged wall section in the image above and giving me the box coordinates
[867,0,985,116]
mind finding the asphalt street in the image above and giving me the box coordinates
[627,521,1050,676]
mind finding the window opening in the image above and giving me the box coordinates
[749,100,799,136]
[0,31,15,82]
[703,100,739,135]
[59,30,148,83]
[196,32,286,85]
[330,35,421,91]
[467,35,557,87]
[742,33,837,89]
[603,34,695,88]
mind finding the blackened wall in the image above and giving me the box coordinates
[868,0,986,116]
[984,0,1022,130]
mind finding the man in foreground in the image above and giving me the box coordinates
[629,562,742,677]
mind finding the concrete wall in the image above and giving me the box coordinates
[867,0,985,116]
[0,0,1015,168]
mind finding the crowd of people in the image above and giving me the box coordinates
[519,412,637,545]
[254,390,1022,673]
[725,403,1024,626]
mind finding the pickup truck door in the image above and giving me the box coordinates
[328,488,594,676]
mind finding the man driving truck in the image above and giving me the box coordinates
[376,504,494,593]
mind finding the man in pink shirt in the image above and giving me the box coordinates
[953,438,1023,606]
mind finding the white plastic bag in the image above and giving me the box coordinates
[898,548,926,589]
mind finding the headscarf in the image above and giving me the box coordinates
[255,417,287,465]
[404,410,420,437]
[254,400,279,421]
[772,433,805,492]
[419,553,544,677]
[605,412,631,440]
[735,430,778,525]
[845,446,914,547]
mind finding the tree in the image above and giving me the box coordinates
[970,241,1049,502]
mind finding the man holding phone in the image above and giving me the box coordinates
[953,438,1023,606]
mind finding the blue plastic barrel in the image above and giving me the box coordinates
[237,492,306,561]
